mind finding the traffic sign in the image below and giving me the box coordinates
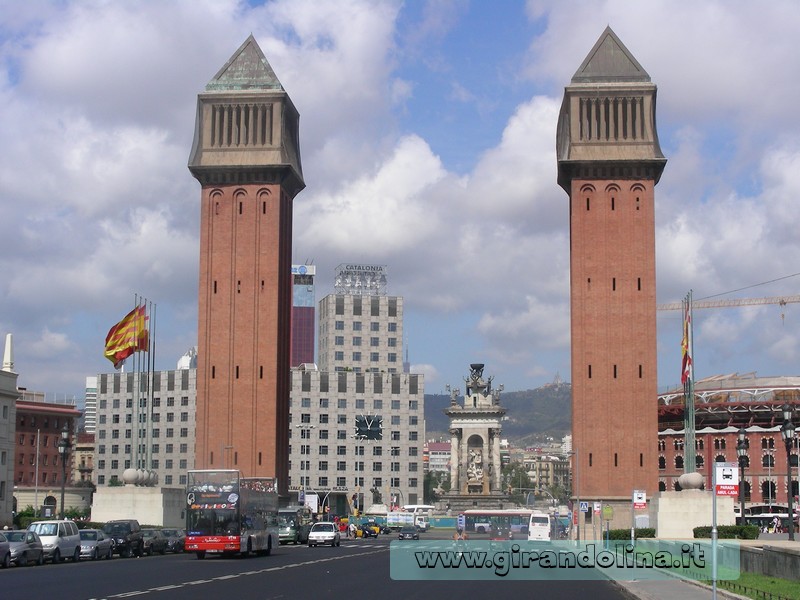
[579,501,589,513]
[715,461,739,496]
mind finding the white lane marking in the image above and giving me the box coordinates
[89,546,389,599]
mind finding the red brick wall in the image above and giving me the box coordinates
[196,184,291,492]
[570,179,658,498]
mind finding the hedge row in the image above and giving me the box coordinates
[692,525,760,539]
[604,528,656,539]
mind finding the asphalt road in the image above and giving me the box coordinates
[0,534,637,600]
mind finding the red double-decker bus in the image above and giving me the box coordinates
[185,470,279,559]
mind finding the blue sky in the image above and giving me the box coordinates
[2,0,800,400]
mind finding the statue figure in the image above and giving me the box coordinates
[467,449,483,483]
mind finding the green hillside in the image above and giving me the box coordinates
[424,383,572,444]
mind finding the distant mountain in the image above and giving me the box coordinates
[424,383,572,445]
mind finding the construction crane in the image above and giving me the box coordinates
[657,294,800,313]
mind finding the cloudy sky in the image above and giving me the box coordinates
[2,0,800,401]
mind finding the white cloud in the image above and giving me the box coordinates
[3,0,800,397]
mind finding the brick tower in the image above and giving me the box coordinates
[556,28,666,527]
[189,36,304,495]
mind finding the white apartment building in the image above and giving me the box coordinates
[94,366,196,488]
[84,376,97,434]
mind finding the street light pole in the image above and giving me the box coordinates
[780,404,796,541]
[58,423,71,519]
[736,428,748,526]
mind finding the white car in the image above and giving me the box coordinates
[307,522,340,547]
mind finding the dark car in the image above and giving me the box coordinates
[359,524,378,538]
[141,529,168,555]
[159,528,185,553]
[398,526,419,540]
[6,530,45,566]
[103,519,143,558]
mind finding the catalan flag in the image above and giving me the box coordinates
[104,305,149,368]
[680,299,692,385]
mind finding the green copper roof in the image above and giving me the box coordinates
[571,26,650,83]
[206,34,284,91]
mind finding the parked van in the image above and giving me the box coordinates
[28,519,82,563]
[527,512,552,542]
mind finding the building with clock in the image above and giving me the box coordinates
[288,264,425,516]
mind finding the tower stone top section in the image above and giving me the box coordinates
[188,35,304,197]
[556,27,665,191]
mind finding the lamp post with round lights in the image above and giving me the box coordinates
[57,423,71,519]
[780,404,796,541]
[736,428,748,526]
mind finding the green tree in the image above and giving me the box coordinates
[501,461,531,505]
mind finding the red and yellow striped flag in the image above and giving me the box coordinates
[104,305,149,368]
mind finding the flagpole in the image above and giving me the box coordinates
[148,301,156,480]
[133,294,140,474]
[683,290,696,474]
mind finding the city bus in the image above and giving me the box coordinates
[185,470,279,559]
[278,504,314,544]
[460,509,532,539]
[527,511,552,541]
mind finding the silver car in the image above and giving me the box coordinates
[0,532,10,568]
[5,530,44,566]
[80,529,115,560]
[307,522,340,547]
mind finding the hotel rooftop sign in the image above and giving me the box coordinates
[334,263,388,296]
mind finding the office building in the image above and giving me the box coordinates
[94,367,196,487]
[291,264,316,367]
[288,264,425,514]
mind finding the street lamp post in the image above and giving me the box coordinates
[736,428,748,526]
[57,423,71,519]
[294,424,316,508]
[780,404,796,541]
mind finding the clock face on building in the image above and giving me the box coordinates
[354,414,383,441]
